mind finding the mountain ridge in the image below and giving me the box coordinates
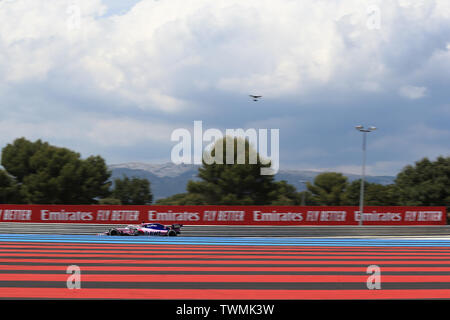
[109,162,396,200]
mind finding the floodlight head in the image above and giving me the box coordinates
[355,125,364,130]
[368,126,377,131]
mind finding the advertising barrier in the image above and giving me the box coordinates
[0,205,446,225]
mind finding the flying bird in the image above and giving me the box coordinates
[249,95,262,101]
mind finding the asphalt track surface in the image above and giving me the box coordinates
[1,234,450,299]
[2,223,450,237]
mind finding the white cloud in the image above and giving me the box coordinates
[0,0,449,173]
[370,124,450,162]
[398,85,428,99]
[310,161,409,177]
[86,118,176,146]
[1,0,449,104]
[0,112,179,149]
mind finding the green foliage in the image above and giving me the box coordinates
[269,180,302,205]
[185,136,291,205]
[98,198,122,205]
[306,172,348,205]
[3,138,446,210]
[341,180,399,206]
[296,190,319,206]
[111,176,153,205]
[0,138,111,204]
[0,170,21,204]
[1,138,44,183]
[395,156,450,209]
[155,193,207,205]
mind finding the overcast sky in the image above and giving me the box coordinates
[0,0,449,176]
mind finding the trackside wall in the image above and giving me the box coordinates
[0,205,446,225]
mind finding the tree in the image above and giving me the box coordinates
[1,138,112,204]
[394,156,450,209]
[307,172,348,205]
[98,198,122,205]
[1,138,44,183]
[155,193,207,205]
[269,180,302,205]
[0,169,20,204]
[297,190,320,206]
[111,176,153,205]
[185,136,293,205]
[156,177,317,206]
[342,180,399,206]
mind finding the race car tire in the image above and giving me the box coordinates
[167,230,177,237]
[109,229,120,236]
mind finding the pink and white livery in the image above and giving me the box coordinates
[99,222,183,236]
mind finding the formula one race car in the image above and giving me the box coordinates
[99,222,183,236]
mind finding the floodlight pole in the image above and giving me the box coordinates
[299,180,307,206]
[355,126,376,226]
[359,131,367,226]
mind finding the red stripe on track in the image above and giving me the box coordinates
[2,273,450,282]
[1,258,449,265]
[0,242,450,254]
[2,249,450,258]
[2,252,449,260]
[2,242,450,251]
[1,288,450,299]
[1,242,450,299]
[3,265,450,272]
